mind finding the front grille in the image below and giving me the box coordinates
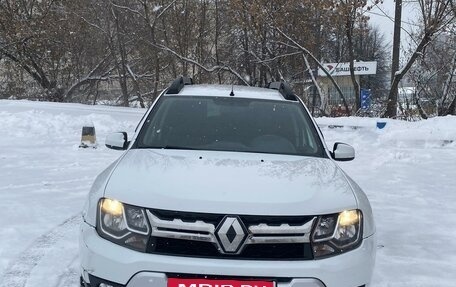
[152,208,224,225]
[149,237,311,260]
[152,209,313,226]
[146,209,315,260]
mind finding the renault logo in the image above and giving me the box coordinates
[215,216,247,254]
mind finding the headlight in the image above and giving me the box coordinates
[311,209,363,258]
[97,198,150,252]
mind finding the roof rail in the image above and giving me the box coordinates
[267,81,297,101]
[166,76,193,94]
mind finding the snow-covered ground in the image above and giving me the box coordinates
[0,100,455,286]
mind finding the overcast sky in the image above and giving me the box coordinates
[367,0,420,56]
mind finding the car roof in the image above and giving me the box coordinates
[172,84,288,101]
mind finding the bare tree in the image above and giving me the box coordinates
[0,0,70,100]
[339,0,367,112]
[0,0,418,115]
[384,0,455,117]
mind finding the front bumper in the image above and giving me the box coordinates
[80,222,376,287]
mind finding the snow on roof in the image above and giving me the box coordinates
[175,84,286,101]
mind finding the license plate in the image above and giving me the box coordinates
[168,278,275,287]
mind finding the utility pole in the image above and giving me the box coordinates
[386,0,402,118]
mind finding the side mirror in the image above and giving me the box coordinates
[331,142,355,161]
[105,132,129,150]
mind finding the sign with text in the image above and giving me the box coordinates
[318,61,377,77]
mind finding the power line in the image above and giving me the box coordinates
[365,10,420,27]
[367,2,421,47]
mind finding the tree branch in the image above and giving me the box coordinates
[156,44,249,85]
[274,26,351,115]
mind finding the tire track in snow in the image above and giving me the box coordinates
[0,215,81,287]
[0,177,91,191]
[54,255,80,287]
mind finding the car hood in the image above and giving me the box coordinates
[104,149,357,215]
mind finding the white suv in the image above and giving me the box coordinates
[80,77,376,287]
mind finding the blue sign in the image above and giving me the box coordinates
[360,89,371,110]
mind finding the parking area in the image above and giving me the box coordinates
[0,100,455,287]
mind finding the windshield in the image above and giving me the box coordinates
[136,96,325,157]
